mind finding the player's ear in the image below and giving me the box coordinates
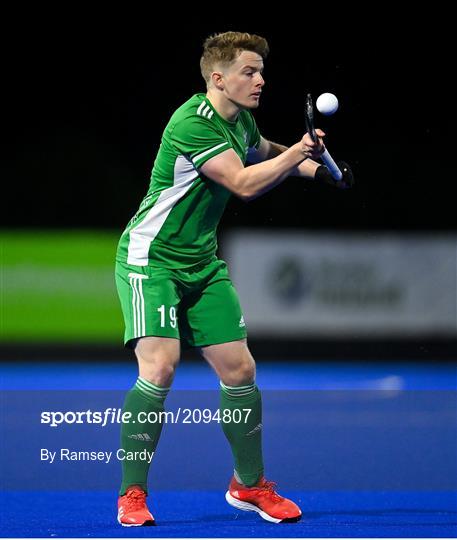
[211,71,224,90]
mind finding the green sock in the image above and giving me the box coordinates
[119,377,169,495]
[220,381,264,486]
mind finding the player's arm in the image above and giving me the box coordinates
[200,132,323,201]
[251,136,354,189]
[248,136,320,178]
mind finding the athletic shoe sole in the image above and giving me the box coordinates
[225,491,301,523]
[117,513,155,527]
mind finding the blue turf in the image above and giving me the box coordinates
[1,359,456,390]
[1,491,456,537]
[1,360,456,537]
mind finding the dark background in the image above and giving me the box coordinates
[4,12,455,232]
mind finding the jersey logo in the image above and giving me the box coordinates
[197,100,214,119]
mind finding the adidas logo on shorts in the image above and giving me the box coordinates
[239,316,246,328]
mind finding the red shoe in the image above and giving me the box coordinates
[117,486,155,526]
[226,476,302,523]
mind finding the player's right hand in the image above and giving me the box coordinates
[301,129,325,159]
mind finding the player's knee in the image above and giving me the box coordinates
[137,354,178,387]
[224,357,256,386]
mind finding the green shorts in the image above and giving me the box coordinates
[115,257,247,348]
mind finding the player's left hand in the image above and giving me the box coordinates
[302,129,326,160]
[315,160,354,189]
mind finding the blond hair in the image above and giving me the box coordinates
[200,31,269,85]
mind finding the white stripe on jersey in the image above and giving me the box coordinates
[197,101,214,119]
[197,101,206,116]
[192,142,228,166]
[127,156,198,266]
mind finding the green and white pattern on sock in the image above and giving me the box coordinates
[219,381,256,397]
[135,377,170,400]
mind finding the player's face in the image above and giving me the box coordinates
[220,51,265,109]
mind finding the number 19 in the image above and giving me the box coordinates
[157,305,177,328]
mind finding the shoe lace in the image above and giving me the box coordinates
[256,480,283,502]
[123,488,147,512]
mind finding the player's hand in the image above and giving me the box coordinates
[315,161,355,189]
[301,129,325,160]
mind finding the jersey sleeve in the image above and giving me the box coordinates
[169,115,232,169]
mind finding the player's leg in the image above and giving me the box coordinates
[183,258,301,523]
[202,338,301,523]
[120,336,180,495]
[178,259,263,483]
[117,337,179,526]
[201,339,264,486]
[135,335,180,386]
[115,261,181,526]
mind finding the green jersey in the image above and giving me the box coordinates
[117,93,261,269]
